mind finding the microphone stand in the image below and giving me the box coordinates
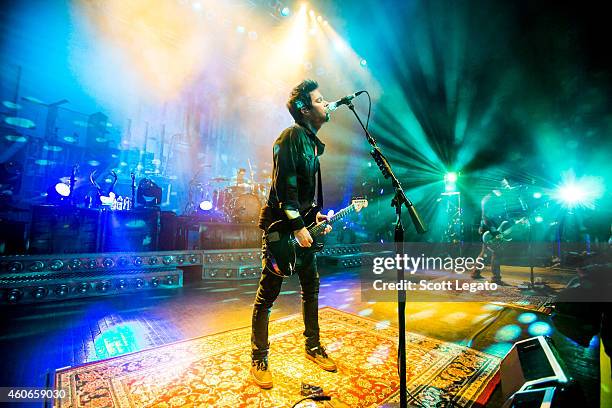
[68,164,78,206]
[131,172,136,210]
[346,102,426,408]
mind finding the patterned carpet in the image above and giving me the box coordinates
[55,307,500,408]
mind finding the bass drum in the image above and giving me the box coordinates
[227,193,261,223]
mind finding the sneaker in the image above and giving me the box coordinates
[250,359,273,389]
[306,346,337,372]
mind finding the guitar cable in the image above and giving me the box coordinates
[291,394,332,407]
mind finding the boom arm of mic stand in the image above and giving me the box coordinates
[350,103,427,234]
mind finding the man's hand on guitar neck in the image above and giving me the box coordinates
[294,227,313,248]
[316,211,333,235]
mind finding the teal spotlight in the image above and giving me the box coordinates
[533,192,542,199]
[444,172,458,192]
[280,6,290,17]
[444,172,458,183]
[534,215,544,223]
[360,58,367,67]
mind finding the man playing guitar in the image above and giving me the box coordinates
[250,79,336,388]
[472,178,527,285]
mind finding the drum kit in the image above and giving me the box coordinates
[190,166,271,223]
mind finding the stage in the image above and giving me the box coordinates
[0,262,600,407]
[1,0,611,406]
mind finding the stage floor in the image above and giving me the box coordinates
[0,264,600,407]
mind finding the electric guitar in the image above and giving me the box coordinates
[482,217,529,247]
[265,198,368,276]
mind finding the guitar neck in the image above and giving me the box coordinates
[307,204,356,238]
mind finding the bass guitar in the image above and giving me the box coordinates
[265,198,368,276]
[482,217,529,247]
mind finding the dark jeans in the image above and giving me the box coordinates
[476,243,503,280]
[251,239,320,361]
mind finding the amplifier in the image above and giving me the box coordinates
[29,205,102,254]
[1,268,182,304]
[0,250,202,304]
[101,207,161,252]
[500,336,569,401]
[199,222,261,249]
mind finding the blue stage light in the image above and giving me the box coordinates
[534,215,544,223]
[54,182,70,197]
[360,58,367,67]
[280,6,290,17]
[199,200,213,211]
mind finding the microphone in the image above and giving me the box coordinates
[326,91,365,112]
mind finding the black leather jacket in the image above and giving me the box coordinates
[258,123,325,231]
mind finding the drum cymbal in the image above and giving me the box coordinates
[210,177,229,182]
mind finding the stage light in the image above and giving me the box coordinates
[557,183,585,207]
[444,172,458,192]
[280,6,290,17]
[88,160,100,167]
[553,171,604,209]
[47,181,71,204]
[137,178,162,206]
[43,145,63,152]
[309,10,315,17]
[5,135,28,142]
[199,200,213,211]
[63,136,77,143]
[360,58,367,67]
[534,215,544,223]
[444,172,458,183]
[533,192,542,199]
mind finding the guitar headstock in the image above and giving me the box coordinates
[351,198,368,212]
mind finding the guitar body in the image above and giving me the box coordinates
[482,217,528,247]
[263,199,368,277]
[264,206,322,276]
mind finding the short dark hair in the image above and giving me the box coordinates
[287,79,319,122]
